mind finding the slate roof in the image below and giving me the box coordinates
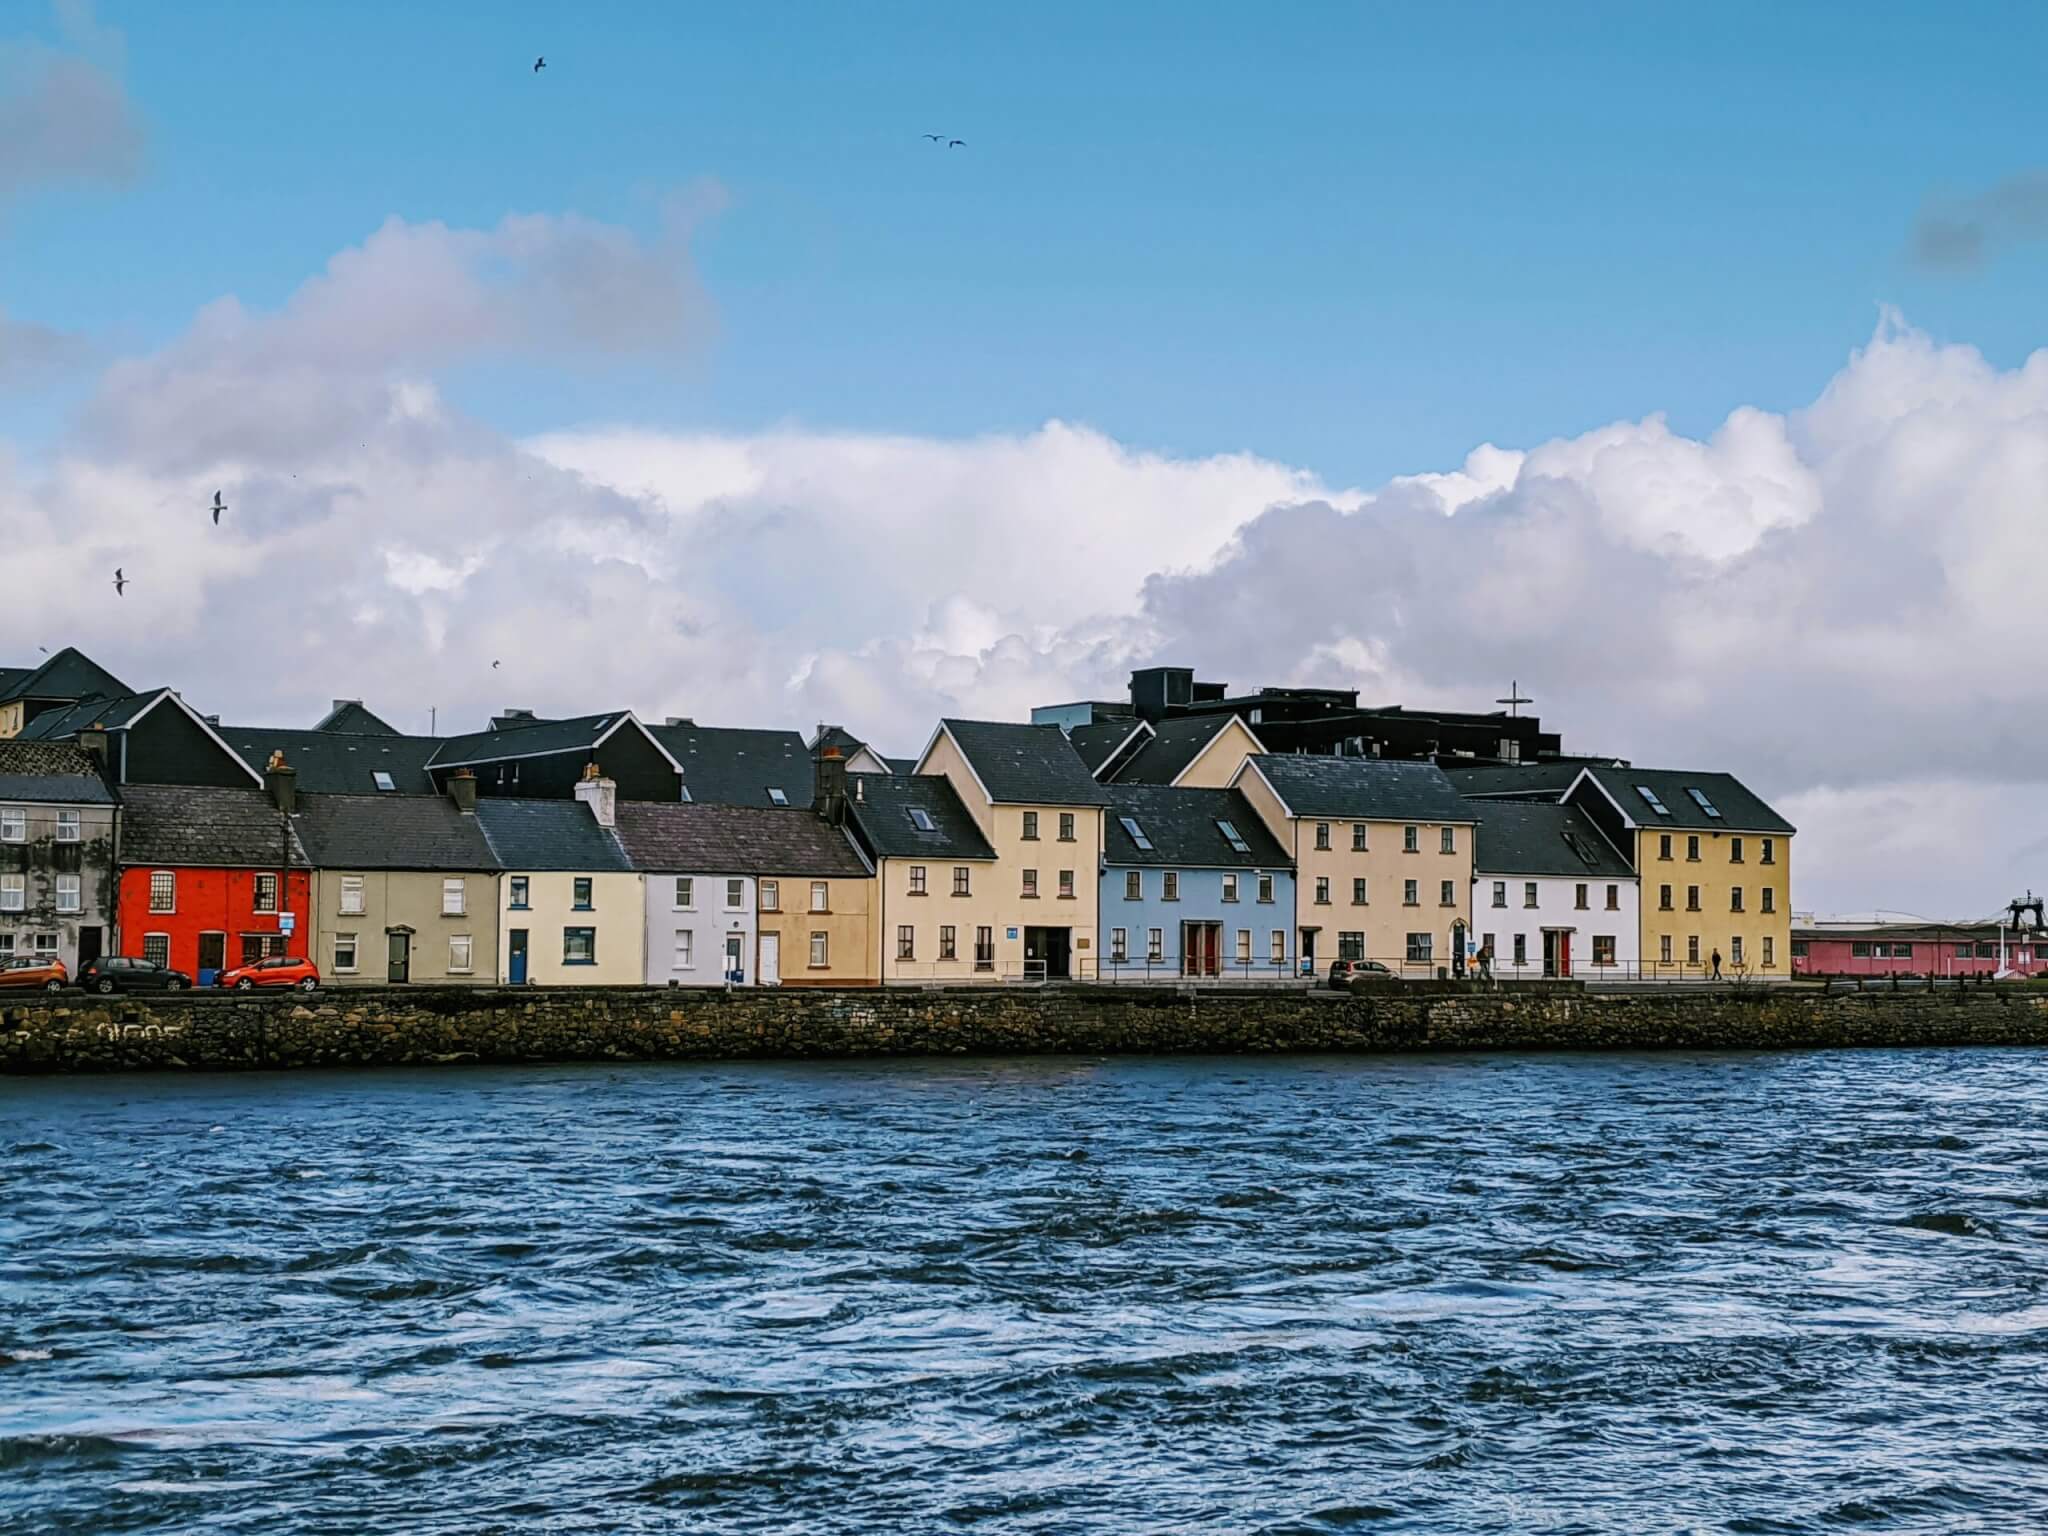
[883,757,919,777]
[432,712,648,768]
[616,802,872,876]
[474,797,632,872]
[1245,755,1476,823]
[1113,714,1245,785]
[0,742,115,804]
[0,647,131,706]
[1573,765,1795,835]
[293,793,497,871]
[13,688,164,739]
[937,719,1111,807]
[648,723,814,806]
[313,700,402,736]
[1068,719,1148,775]
[1472,801,1635,880]
[1445,762,1588,800]
[118,785,310,868]
[222,725,443,796]
[845,774,996,861]
[1101,785,1291,869]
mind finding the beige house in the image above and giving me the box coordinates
[914,719,1108,980]
[475,776,643,986]
[843,771,999,983]
[294,780,499,984]
[1230,755,1477,976]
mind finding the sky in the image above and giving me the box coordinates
[2,1,2046,917]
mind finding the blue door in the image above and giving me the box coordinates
[509,928,528,985]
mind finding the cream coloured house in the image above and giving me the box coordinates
[475,774,642,985]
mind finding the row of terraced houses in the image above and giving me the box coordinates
[0,651,1800,986]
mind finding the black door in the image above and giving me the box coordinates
[77,926,102,969]
[1027,927,1071,980]
[197,932,226,979]
[388,931,411,984]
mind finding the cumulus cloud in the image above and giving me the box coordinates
[0,2,144,206]
[1910,169,2048,271]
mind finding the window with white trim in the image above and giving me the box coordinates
[809,931,829,968]
[0,808,23,842]
[442,878,465,916]
[724,879,744,910]
[674,930,695,969]
[1111,927,1128,962]
[143,933,170,967]
[149,870,175,912]
[340,876,365,914]
[448,935,474,973]
[56,810,80,843]
[812,881,830,911]
[1147,928,1164,962]
[55,874,80,914]
[253,873,278,913]
[334,933,359,972]
[0,874,22,912]
[673,877,693,909]
[761,880,780,912]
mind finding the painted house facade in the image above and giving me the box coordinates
[0,741,118,973]
[1565,766,1794,979]
[475,777,642,986]
[918,719,1108,980]
[843,772,998,984]
[1791,921,2048,979]
[1230,755,1477,976]
[1470,799,1639,979]
[1098,783,1296,979]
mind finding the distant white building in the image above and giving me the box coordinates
[1471,800,1639,979]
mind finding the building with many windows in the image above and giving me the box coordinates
[474,775,640,986]
[0,741,118,974]
[1098,783,1295,979]
[842,772,998,984]
[1470,800,1638,979]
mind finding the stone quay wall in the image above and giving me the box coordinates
[5,982,2048,1074]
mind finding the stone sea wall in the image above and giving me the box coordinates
[5,982,2048,1073]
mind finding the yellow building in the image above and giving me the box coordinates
[475,780,643,985]
[1229,755,1477,976]
[913,719,1110,981]
[1564,767,1794,979]
[845,772,1000,983]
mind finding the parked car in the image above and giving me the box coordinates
[0,956,68,992]
[216,955,321,991]
[78,956,193,994]
[1328,958,1396,989]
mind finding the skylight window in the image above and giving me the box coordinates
[1685,787,1723,819]
[679,786,693,802]
[767,787,789,806]
[1217,819,1250,853]
[1119,816,1153,851]
[1634,785,1673,817]
[372,771,396,792]
[908,807,935,832]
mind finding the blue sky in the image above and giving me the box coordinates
[6,0,2045,484]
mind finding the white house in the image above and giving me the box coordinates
[1471,800,1639,979]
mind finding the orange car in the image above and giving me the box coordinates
[216,955,321,991]
[0,956,67,991]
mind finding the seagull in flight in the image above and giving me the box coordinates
[948,139,966,148]
[533,55,546,72]
[112,569,128,597]
[922,133,946,143]
[492,660,501,670]
[212,490,226,525]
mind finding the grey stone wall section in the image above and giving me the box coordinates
[6,984,2048,1074]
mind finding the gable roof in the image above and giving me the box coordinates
[222,725,443,796]
[0,647,131,707]
[18,687,265,786]
[648,723,814,806]
[1100,784,1292,869]
[1445,762,1589,800]
[313,700,402,736]
[844,773,996,861]
[1069,718,1151,776]
[430,711,679,775]
[933,719,1111,807]
[0,742,115,804]
[292,793,497,871]
[883,756,919,777]
[1240,755,1476,824]
[1472,800,1635,879]
[1113,714,1261,785]
[474,797,632,872]
[118,784,310,868]
[615,802,872,876]
[1570,765,1795,835]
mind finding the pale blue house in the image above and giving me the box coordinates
[1098,784,1296,979]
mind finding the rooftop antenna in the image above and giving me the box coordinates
[1496,681,1533,718]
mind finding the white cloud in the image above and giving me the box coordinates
[0,2,143,206]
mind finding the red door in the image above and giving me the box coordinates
[1559,932,1572,978]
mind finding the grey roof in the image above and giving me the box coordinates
[0,647,131,706]
[1445,762,1587,800]
[294,793,497,871]
[1246,755,1476,823]
[616,802,871,876]
[1068,719,1148,775]
[222,725,443,795]
[1574,765,1795,835]
[845,774,996,861]
[431,712,656,769]
[118,785,310,868]
[648,723,814,806]
[938,719,1111,807]
[0,742,115,804]
[883,756,919,777]
[14,688,163,739]
[1473,801,1636,879]
[1101,785,1291,869]
[1112,714,1239,785]
[313,700,402,736]
[474,798,632,872]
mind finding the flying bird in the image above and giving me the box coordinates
[922,133,946,143]
[492,660,501,670]
[112,569,127,597]
[533,55,546,72]
[211,490,226,525]
[948,139,966,148]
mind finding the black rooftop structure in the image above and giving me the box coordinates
[312,700,402,736]
[648,722,815,806]
[1447,761,1613,801]
[1241,755,1476,824]
[474,798,632,872]
[224,726,442,796]
[1066,718,1148,777]
[18,688,264,789]
[294,792,497,871]
[935,719,1111,807]
[616,802,872,876]
[429,712,680,803]
[1471,801,1635,880]
[843,773,996,862]
[1100,785,1291,869]
[1567,766,1795,836]
[0,647,133,729]
[1110,714,1252,785]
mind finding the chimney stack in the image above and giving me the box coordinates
[448,768,478,815]
[264,749,298,815]
[814,743,848,825]
[78,728,110,769]
[574,761,616,828]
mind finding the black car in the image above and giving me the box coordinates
[77,956,194,994]
[1328,958,1395,989]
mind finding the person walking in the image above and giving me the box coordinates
[1711,947,1723,981]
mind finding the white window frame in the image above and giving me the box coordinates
[0,873,23,912]
[55,810,81,843]
[55,873,81,914]
[811,881,829,912]
[809,931,828,968]
[1147,928,1164,963]
[1222,873,1239,903]
[761,879,780,912]
[0,808,23,842]
[1270,929,1286,963]
[673,877,694,909]
[143,932,171,967]
[725,878,745,911]
[448,934,474,973]
[674,929,695,970]
[442,878,465,916]
[339,875,366,915]
[149,870,176,913]
[334,932,359,973]
[1236,929,1251,964]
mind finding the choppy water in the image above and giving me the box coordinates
[3,1052,2047,1533]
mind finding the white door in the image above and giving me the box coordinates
[759,932,781,987]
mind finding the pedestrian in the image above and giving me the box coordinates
[1711,947,1722,981]
[1478,941,1494,984]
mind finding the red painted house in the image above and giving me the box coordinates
[1792,921,2047,980]
[116,781,311,984]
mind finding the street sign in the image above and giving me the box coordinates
[279,913,297,934]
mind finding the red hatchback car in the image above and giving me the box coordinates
[216,955,322,991]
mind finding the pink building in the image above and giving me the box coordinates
[1792,922,2047,979]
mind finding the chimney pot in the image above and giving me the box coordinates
[448,768,478,815]
[264,751,298,815]
[813,739,849,825]
[574,768,617,828]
